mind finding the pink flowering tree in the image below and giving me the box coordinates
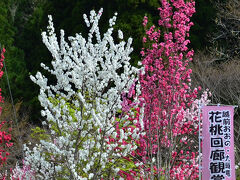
[0,48,13,177]
[137,0,210,179]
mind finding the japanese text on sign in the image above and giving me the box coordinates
[208,110,231,179]
[202,106,235,180]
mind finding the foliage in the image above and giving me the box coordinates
[23,9,143,179]
[0,1,15,47]
[237,166,240,180]
[2,0,240,179]
[0,0,28,108]
[209,0,240,62]
[0,99,39,179]
[190,0,216,50]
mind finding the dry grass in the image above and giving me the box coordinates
[191,51,240,167]
[0,100,38,174]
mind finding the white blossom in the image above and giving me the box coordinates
[24,8,143,179]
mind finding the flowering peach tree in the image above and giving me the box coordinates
[0,48,13,169]
[24,9,143,179]
[0,48,14,180]
[136,0,210,179]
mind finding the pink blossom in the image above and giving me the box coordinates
[137,0,208,179]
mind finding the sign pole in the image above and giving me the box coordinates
[198,100,202,180]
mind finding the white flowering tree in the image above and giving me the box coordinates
[25,9,143,179]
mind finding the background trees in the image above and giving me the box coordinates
[0,0,28,116]
[209,0,240,62]
[190,0,240,167]
[1,0,217,123]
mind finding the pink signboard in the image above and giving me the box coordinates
[202,106,235,180]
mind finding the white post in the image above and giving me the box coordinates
[198,100,201,180]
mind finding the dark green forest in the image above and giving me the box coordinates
[0,0,218,123]
[1,0,239,125]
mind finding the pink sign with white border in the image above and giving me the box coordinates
[202,106,235,180]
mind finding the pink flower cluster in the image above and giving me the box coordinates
[138,0,200,179]
[0,48,5,115]
[0,121,13,166]
[0,48,35,180]
[0,48,13,171]
[0,48,13,179]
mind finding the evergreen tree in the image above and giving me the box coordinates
[0,0,28,103]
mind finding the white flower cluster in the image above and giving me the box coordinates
[25,8,142,179]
